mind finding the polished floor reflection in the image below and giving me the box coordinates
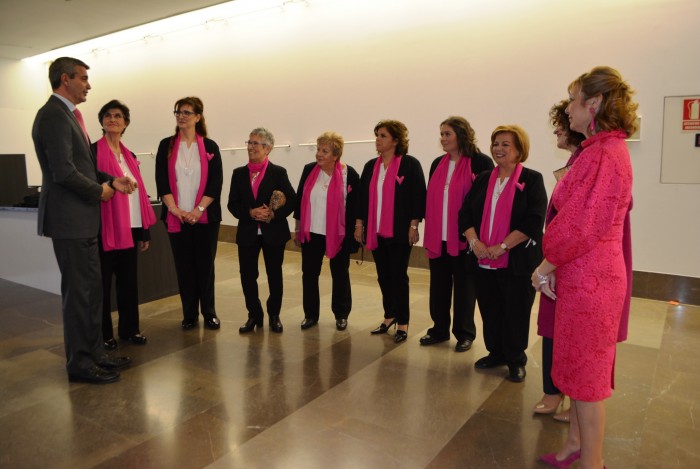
[1,243,698,468]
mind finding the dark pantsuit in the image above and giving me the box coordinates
[301,233,352,321]
[427,242,476,342]
[168,222,220,322]
[52,238,104,374]
[238,236,285,320]
[372,236,412,325]
[475,268,535,366]
[99,229,140,340]
[542,337,561,395]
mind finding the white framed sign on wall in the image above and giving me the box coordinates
[661,95,700,184]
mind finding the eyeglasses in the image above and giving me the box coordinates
[173,110,196,117]
[245,140,268,147]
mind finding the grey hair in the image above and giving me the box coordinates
[250,127,275,148]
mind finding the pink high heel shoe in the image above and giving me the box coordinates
[538,449,581,468]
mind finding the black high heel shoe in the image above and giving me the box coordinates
[370,318,397,335]
[394,328,408,344]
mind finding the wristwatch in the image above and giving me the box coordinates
[500,242,509,251]
[197,206,205,212]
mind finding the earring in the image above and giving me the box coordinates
[588,107,596,133]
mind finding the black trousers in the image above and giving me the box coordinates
[427,243,476,341]
[542,337,561,395]
[99,229,140,340]
[475,268,535,366]
[238,236,285,320]
[52,237,104,374]
[301,233,351,321]
[372,236,412,325]
[168,222,220,322]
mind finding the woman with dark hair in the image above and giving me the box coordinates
[155,97,223,331]
[458,125,547,382]
[532,101,586,422]
[228,128,296,334]
[420,116,494,352]
[94,99,156,348]
[355,120,426,344]
[293,131,360,331]
[533,66,636,469]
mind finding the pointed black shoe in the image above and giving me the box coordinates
[239,317,262,333]
[419,334,448,346]
[394,329,408,344]
[370,318,397,335]
[269,316,284,333]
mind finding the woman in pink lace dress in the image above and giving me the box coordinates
[532,66,637,469]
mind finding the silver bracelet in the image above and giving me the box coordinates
[469,238,478,250]
[535,268,549,283]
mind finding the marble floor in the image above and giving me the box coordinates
[0,243,698,469]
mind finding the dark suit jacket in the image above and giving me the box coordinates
[357,154,426,245]
[228,161,296,247]
[32,96,112,239]
[293,162,361,253]
[458,166,547,276]
[154,136,223,224]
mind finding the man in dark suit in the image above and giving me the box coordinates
[32,57,134,384]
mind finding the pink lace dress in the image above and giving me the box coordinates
[543,130,632,402]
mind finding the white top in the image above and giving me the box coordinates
[441,159,456,241]
[310,166,348,235]
[115,152,142,228]
[374,163,388,233]
[175,141,201,212]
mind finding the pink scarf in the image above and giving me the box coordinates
[96,137,156,251]
[166,133,211,233]
[298,162,346,258]
[424,154,472,259]
[248,157,269,198]
[478,164,523,268]
[366,155,402,250]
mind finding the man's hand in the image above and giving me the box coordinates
[101,182,115,201]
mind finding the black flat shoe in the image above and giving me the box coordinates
[68,366,120,384]
[394,329,408,344]
[300,318,318,330]
[204,317,221,330]
[336,318,348,331]
[96,355,132,370]
[181,319,198,330]
[103,338,118,350]
[370,318,397,335]
[269,316,283,333]
[239,317,263,333]
[419,334,448,346]
[123,334,147,345]
[475,355,507,369]
[455,339,473,352]
[507,364,526,382]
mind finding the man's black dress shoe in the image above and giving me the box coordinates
[301,318,318,330]
[123,334,147,345]
[474,355,506,369]
[104,338,118,350]
[239,317,262,333]
[336,318,348,331]
[269,316,283,333]
[370,318,397,335]
[507,364,526,382]
[181,319,198,330]
[419,334,448,346]
[68,366,120,384]
[204,317,221,330]
[455,339,473,352]
[394,329,408,344]
[97,356,132,370]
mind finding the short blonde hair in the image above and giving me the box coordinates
[316,131,344,158]
[490,125,530,163]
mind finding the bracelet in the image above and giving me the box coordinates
[535,268,549,283]
[469,238,478,249]
[410,225,418,230]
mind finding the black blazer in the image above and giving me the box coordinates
[154,136,223,224]
[228,161,296,247]
[357,154,426,245]
[458,166,547,276]
[293,162,361,253]
[32,96,111,239]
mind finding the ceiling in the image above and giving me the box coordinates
[0,0,231,60]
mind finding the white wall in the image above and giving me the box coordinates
[2,0,699,278]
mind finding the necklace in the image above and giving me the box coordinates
[181,142,196,176]
[320,171,332,191]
